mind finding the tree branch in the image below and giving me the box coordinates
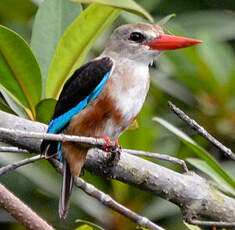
[0,146,164,229]
[50,158,164,230]
[0,146,29,153]
[0,182,54,230]
[124,149,188,172]
[0,143,188,172]
[0,111,235,226]
[187,218,235,227]
[168,101,235,161]
[0,155,44,176]
[0,127,108,149]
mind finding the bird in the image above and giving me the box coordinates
[41,22,201,219]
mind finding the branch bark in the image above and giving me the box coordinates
[0,111,235,224]
[50,158,164,230]
[168,101,235,161]
[0,182,54,230]
[0,155,44,176]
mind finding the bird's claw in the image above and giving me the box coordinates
[96,136,119,152]
[102,136,113,152]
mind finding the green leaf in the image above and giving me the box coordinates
[174,10,235,41]
[187,158,235,196]
[197,35,235,85]
[128,119,139,130]
[74,225,93,230]
[184,222,202,230]
[0,25,42,118]
[72,0,153,22]
[153,117,235,190]
[0,96,15,114]
[150,69,195,105]
[31,0,82,96]
[35,98,57,124]
[158,13,176,25]
[0,0,37,21]
[142,197,179,220]
[46,4,120,98]
[0,87,29,118]
[75,220,105,230]
[136,227,148,230]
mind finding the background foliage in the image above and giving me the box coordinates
[0,0,235,229]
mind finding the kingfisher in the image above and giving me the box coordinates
[41,23,201,219]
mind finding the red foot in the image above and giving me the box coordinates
[114,140,119,148]
[96,136,112,152]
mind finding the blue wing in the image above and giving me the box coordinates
[47,71,110,134]
[41,57,113,155]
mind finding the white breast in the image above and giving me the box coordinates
[107,59,150,138]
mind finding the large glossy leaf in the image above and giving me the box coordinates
[73,0,153,22]
[35,98,57,124]
[187,158,235,196]
[153,117,235,190]
[0,0,37,21]
[0,87,29,119]
[0,96,15,114]
[31,0,82,95]
[0,25,42,118]
[46,4,120,98]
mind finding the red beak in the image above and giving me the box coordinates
[145,34,202,50]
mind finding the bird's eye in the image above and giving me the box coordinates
[129,32,145,43]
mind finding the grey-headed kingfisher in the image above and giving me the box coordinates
[41,23,201,218]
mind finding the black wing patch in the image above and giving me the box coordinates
[52,57,113,119]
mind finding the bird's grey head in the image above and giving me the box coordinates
[103,23,164,65]
[102,23,202,66]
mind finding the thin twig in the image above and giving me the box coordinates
[0,127,108,149]
[0,155,44,176]
[187,218,235,227]
[0,183,54,230]
[0,146,29,153]
[168,101,235,161]
[50,158,164,230]
[124,149,188,172]
[75,178,164,230]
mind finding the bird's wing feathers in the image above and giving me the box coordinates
[49,57,114,133]
[52,57,113,120]
[41,57,114,153]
